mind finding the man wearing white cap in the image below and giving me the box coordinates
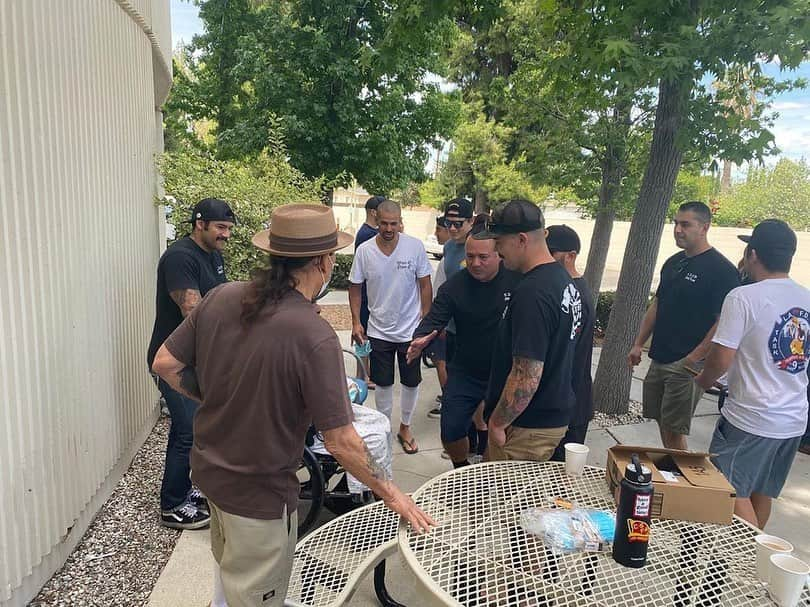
[152,203,434,607]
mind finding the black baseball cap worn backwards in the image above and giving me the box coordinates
[444,198,474,218]
[473,199,544,240]
[737,219,797,255]
[546,224,581,254]
[188,198,237,224]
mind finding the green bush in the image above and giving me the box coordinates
[157,148,323,281]
[332,254,354,290]
[715,158,810,230]
[594,291,616,337]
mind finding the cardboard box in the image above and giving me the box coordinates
[606,445,736,525]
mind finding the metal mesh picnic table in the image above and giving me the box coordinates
[398,461,810,607]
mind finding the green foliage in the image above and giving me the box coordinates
[594,291,617,337]
[331,254,355,290]
[179,0,461,193]
[158,148,323,281]
[715,159,810,230]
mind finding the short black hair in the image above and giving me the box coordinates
[678,201,712,224]
[746,244,792,273]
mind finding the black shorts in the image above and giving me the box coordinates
[424,331,447,362]
[369,337,422,388]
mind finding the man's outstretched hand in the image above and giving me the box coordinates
[406,330,438,364]
[383,486,437,535]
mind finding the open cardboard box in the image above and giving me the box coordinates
[606,445,736,525]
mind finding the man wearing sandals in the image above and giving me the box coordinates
[349,200,433,454]
[152,204,434,607]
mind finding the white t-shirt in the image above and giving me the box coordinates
[432,257,446,294]
[350,234,433,343]
[712,278,810,438]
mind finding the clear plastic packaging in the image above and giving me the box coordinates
[520,506,616,554]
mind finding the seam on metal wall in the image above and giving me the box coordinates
[112,0,172,103]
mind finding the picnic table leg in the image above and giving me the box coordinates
[673,525,728,606]
[374,560,406,607]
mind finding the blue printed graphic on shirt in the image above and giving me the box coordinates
[769,307,810,374]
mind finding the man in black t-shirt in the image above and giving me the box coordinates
[407,234,521,468]
[147,198,236,529]
[545,225,595,461]
[474,200,580,462]
[628,201,739,450]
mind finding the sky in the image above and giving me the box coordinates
[170,0,810,165]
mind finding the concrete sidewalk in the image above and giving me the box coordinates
[148,339,810,606]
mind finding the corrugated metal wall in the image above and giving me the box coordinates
[0,1,171,604]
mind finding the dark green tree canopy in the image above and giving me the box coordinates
[179,0,461,193]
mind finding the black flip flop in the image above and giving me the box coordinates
[397,433,419,454]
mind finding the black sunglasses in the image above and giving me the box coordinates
[445,219,468,229]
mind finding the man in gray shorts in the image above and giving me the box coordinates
[696,219,809,529]
[628,202,739,449]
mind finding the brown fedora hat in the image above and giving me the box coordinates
[251,203,353,257]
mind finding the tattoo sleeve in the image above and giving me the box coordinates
[177,366,202,400]
[169,289,202,318]
[490,356,544,428]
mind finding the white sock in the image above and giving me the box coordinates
[375,385,394,420]
[400,385,420,426]
[212,562,228,607]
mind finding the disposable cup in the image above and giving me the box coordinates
[768,553,809,606]
[564,443,589,477]
[754,534,793,583]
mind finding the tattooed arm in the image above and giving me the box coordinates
[323,424,436,533]
[170,289,202,318]
[488,356,544,447]
[151,344,202,402]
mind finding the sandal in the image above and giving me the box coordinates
[397,433,419,455]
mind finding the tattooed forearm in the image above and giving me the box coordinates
[177,366,202,400]
[490,356,543,428]
[170,289,202,318]
[363,443,387,481]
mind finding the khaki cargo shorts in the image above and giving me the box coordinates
[486,425,567,462]
[209,502,297,607]
[642,357,704,435]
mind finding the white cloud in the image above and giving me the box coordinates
[771,101,809,111]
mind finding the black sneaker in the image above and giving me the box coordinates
[187,487,209,515]
[161,501,210,530]
[428,395,442,419]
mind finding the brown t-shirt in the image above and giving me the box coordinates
[164,282,353,520]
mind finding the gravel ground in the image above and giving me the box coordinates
[30,415,179,607]
[318,304,352,330]
[591,399,646,427]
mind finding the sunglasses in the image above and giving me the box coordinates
[445,219,468,229]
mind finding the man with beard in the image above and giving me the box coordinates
[147,198,236,529]
[349,200,433,454]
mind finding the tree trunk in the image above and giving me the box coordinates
[474,189,489,214]
[583,206,614,306]
[583,100,631,305]
[593,77,691,414]
[720,159,732,192]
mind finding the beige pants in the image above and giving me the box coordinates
[209,502,297,607]
[486,425,567,462]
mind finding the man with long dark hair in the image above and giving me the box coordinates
[152,204,434,607]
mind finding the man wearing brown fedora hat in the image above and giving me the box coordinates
[151,203,434,607]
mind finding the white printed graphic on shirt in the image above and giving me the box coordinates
[561,283,582,340]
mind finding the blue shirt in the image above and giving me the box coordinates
[354,223,378,250]
[442,240,467,334]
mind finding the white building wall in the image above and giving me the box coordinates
[0,2,171,605]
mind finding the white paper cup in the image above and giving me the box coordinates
[755,534,793,583]
[768,553,809,606]
[564,443,589,477]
